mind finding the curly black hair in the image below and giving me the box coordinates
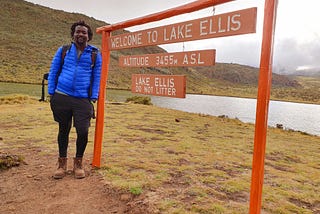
[70,20,93,42]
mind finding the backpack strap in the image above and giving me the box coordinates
[55,44,71,86]
[88,48,98,98]
[39,73,49,102]
[91,49,97,69]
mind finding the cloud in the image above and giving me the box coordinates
[274,37,320,72]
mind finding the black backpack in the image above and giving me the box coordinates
[39,44,97,101]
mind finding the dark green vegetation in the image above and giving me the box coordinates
[0,153,24,171]
[126,96,152,105]
[1,0,319,104]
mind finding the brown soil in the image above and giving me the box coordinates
[0,145,151,214]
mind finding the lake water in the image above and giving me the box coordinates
[152,94,320,136]
[0,82,318,136]
[107,90,320,136]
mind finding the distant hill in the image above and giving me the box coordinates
[280,69,320,77]
[0,0,168,85]
[2,0,318,104]
[195,63,300,87]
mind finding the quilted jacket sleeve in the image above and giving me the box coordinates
[90,50,102,100]
[48,47,63,95]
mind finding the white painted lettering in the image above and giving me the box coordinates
[185,23,192,38]
[207,18,216,35]
[183,54,189,64]
[177,25,185,38]
[199,20,208,36]
[170,27,177,40]
[227,16,231,32]
[197,53,204,64]
[136,76,150,86]
[111,33,142,48]
[124,56,149,66]
[231,14,241,31]
[218,17,226,33]
[143,86,153,93]
[164,28,169,41]
[147,30,158,43]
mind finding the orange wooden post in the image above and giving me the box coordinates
[92,31,111,168]
[249,0,278,213]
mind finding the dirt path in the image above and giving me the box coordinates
[0,145,148,214]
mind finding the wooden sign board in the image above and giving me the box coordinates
[132,74,186,98]
[109,7,257,50]
[119,49,215,67]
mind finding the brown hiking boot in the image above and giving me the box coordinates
[53,157,67,179]
[73,157,85,179]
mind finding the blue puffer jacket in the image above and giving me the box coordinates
[48,43,102,99]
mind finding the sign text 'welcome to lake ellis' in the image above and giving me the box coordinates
[109,7,257,50]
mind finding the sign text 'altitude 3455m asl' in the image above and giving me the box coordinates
[109,7,257,50]
[119,50,215,67]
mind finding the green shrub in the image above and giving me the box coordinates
[125,96,152,105]
[129,186,143,195]
[0,154,24,171]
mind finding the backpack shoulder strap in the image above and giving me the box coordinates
[88,48,99,98]
[61,44,71,65]
[55,44,71,86]
[90,48,98,69]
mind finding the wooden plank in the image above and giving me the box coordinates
[109,7,256,50]
[131,74,186,98]
[119,50,215,67]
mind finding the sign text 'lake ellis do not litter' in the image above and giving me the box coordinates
[131,74,186,98]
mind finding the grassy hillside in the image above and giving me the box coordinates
[0,0,319,104]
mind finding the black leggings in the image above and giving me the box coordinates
[51,93,93,158]
[58,122,89,158]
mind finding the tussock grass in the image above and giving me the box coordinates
[0,94,38,104]
[0,153,24,170]
[125,96,152,105]
[0,101,319,213]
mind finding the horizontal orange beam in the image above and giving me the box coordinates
[96,0,234,33]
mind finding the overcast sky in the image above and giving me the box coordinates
[25,0,320,73]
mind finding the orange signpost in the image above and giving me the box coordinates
[96,0,277,213]
[92,31,110,168]
[132,74,186,98]
[109,7,257,50]
[119,50,215,67]
[249,0,278,213]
